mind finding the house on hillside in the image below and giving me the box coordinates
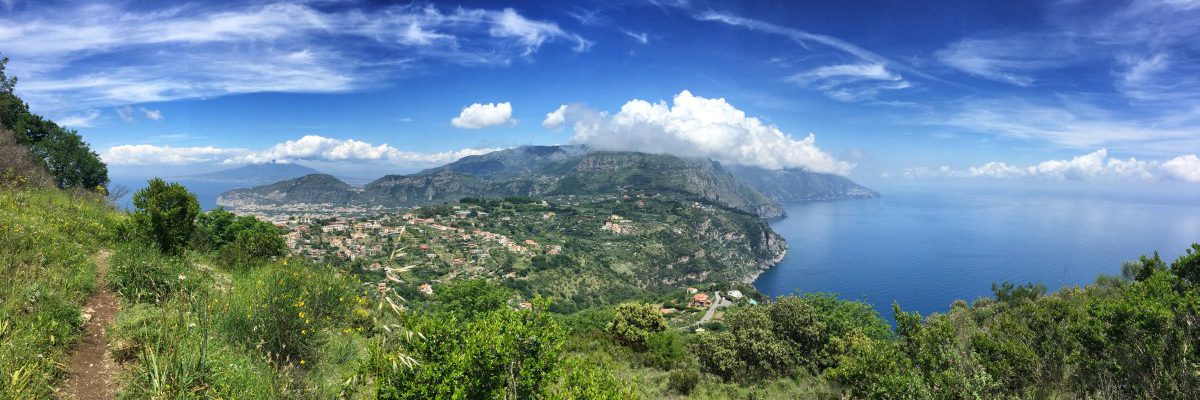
[690,293,710,308]
[727,290,744,299]
[418,283,433,296]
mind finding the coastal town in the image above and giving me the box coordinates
[228,194,769,324]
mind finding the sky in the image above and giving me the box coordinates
[1,0,1198,186]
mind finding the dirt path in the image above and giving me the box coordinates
[60,250,119,400]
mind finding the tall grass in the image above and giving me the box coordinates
[107,245,373,398]
[0,189,119,399]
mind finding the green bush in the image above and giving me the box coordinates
[607,303,668,351]
[667,368,700,395]
[131,178,199,255]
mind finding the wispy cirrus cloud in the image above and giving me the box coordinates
[102,135,501,167]
[786,62,910,102]
[932,97,1200,156]
[0,2,590,113]
[691,10,927,102]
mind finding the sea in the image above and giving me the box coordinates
[753,182,1200,319]
[108,177,250,211]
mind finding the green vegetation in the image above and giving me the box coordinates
[609,303,669,351]
[0,55,107,190]
[0,189,119,398]
[129,178,201,254]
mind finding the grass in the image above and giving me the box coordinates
[0,189,119,399]
[106,243,373,399]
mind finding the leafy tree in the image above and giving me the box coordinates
[1169,243,1200,284]
[132,178,200,254]
[607,303,667,351]
[0,54,108,190]
[434,279,513,319]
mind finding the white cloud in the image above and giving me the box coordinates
[935,97,1200,155]
[787,62,910,102]
[116,106,135,122]
[489,8,592,53]
[54,109,100,127]
[451,102,515,129]
[934,34,1080,86]
[897,149,1196,182]
[542,105,569,131]
[1161,155,1200,182]
[142,108,163,120]
[103,135,502,167]
[0,3,589,113]
[622,31,649,44]
[560,90,853,174]
[103,144,249,165]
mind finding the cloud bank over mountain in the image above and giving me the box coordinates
[544,90,854,175]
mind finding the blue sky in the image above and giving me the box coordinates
[1,0,1198,184]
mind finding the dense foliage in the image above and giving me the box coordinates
[130,178,201,254]
[0,55,107,190]
[369,280,635,399]
[608,303,669,351]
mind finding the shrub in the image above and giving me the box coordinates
[131,178,199,254]
[221,261,362,365]
[667,368,700,395]
[607,303,668,351]
[217,228,287,268]
[643,331,689,369]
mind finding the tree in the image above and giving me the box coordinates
[0,54,108,190]
[607,303,667,351]
[132,178,200,254]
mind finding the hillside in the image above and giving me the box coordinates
[180,162,320,184]
[291,195,786,312]
[726,165,879,202]
[218,146,791,218]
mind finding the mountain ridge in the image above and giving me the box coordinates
[217,146,878,218]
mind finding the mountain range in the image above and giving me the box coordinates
[217,145,878,218]
[180,162,320,185]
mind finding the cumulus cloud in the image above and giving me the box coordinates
[897,149,1198,182]
[451,102,515,129]
[552,90,853,174]
[1161,155,1200,182]
[102,135,501,167]
[542,105,569,131]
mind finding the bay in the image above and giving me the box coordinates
[753,185,1200,318]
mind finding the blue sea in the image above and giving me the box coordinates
[753,183,1200,319]
[109,177,250,211]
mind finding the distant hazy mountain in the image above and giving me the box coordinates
[181,162,320,185]
[726,166,880,202]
